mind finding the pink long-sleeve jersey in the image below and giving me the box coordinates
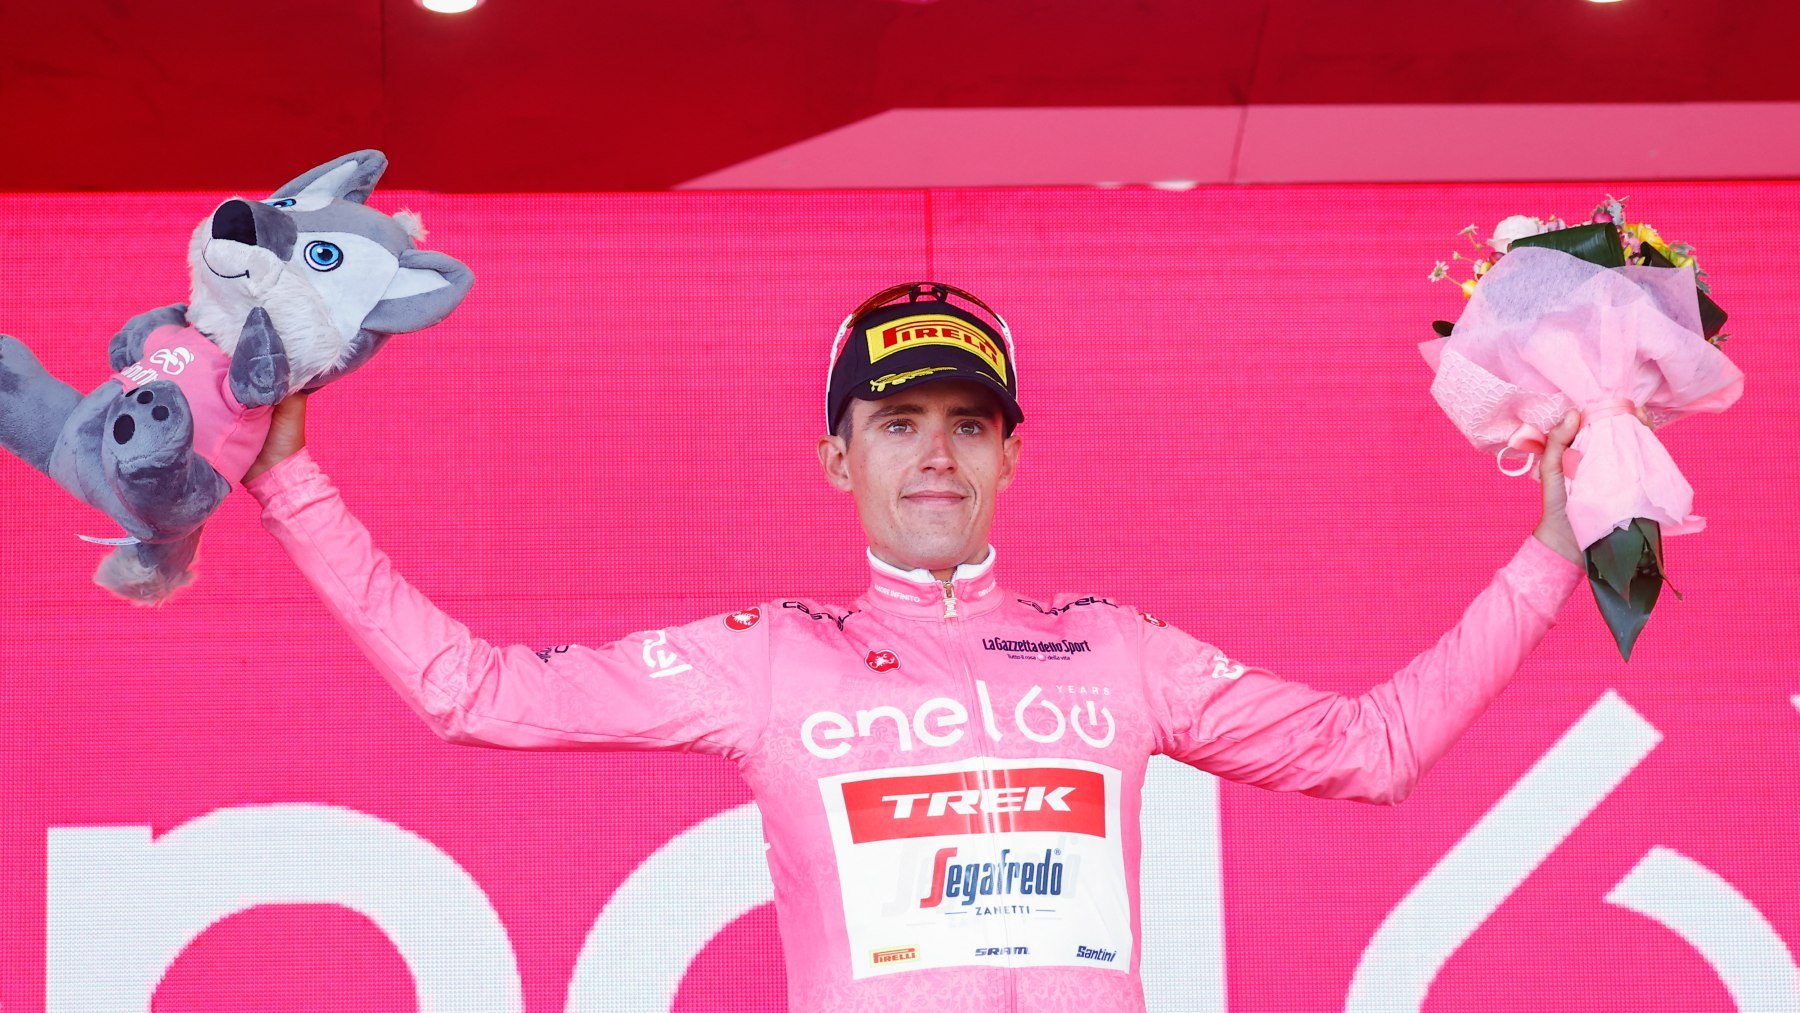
[249,449,1581,1012]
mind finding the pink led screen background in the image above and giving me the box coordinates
[1,184,1795,1010]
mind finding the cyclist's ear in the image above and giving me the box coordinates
[996,430,1021,493]
[818,433,853,492]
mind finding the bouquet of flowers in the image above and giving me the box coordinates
[1421,198,1744,659]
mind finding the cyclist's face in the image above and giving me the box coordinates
[818,381,1020,579]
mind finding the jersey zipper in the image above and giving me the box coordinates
[942,577,1015,1012]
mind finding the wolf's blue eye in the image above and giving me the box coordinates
[305,241,343,271]
[268,198,297,208]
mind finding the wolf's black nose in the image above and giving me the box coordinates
[211,199,257,244]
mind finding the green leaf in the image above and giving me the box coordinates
[1632,518,1684,602]
[1510,222,1627,268]
[1634,518,1664,574]
[1586,525,1644,599]
[1637,243,1729,339]
[1586,524,1664,661]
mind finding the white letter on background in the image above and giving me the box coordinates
[47,803,521,1012]
[565,802,774,1012]
[1139,755,1226,1012]
[1345,689,1661,1012]
[1605,846,1800,1012]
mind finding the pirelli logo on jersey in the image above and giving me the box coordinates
[871,946,917,965]
[839,767,1106,844]
[865,313,1008,377]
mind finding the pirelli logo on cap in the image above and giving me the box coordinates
[872,947,918,965]
[866,314,1007,378]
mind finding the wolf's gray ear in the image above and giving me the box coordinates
[269,150,389,205]
[358,249,475,335]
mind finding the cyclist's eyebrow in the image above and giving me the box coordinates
[867,402,926,420]
[947,404,999,419]
[867,401,1001,422]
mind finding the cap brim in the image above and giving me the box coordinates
[850,366,1023,427]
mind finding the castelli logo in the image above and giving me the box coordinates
[866,650,900,673]
[725,608,760,632]
[1141,612,1167,628]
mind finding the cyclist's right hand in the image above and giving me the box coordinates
[244,391,308,484]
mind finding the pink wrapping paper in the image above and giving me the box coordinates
[1421,246,1744,550]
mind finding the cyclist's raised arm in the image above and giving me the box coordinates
[1139,534,1580,805]
[245,395,769,760]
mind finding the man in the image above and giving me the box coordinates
[244,282,1585,1011]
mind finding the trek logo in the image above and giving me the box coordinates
[725,607,760,632]
[883,784,1074,820]
[919,847,1065,909]
[866,313,1008,378]
[801,681,1116,759]
[866,650,900,673]
[148,347,195,375]
[1076,945,1118,963]
[839,767,1105,843]
[640,630,691,679]
[869,366,955,393]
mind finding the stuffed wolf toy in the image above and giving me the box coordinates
[0,150,472,603]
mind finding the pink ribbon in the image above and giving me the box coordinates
[1495,400,1642,478]
[1496,423,1546,477]
[1582,399,1643,426]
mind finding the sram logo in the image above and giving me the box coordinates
[800,680,1115,760]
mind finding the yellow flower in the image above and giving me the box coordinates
[1460,278,1479,298]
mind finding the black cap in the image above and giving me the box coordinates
[826,282,1023,433]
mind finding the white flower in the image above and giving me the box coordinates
[1487,214,1548,254]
